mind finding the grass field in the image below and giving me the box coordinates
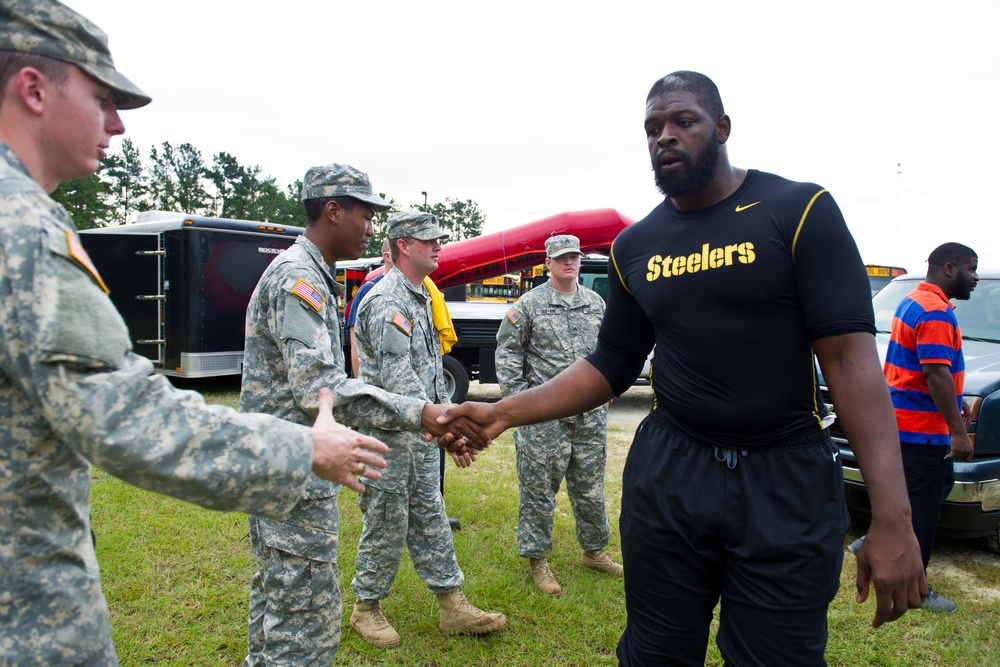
[90,382,1000,666]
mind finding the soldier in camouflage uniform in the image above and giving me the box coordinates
[495,235,622,596]
[0,3,390,666]
[240,174,490,666]
[349,212,506,647]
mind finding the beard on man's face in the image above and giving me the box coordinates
[954,271,975,300]
[652,135,720,199]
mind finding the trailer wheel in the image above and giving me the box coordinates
[442,354,470,403]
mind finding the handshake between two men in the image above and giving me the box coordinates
[308,388,508,492]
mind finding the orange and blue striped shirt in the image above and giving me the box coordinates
[883,282,964,445]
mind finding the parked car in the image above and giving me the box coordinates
[820,271,1000,553]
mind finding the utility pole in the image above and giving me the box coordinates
[894,162,902,260]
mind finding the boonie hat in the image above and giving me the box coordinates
[300,163,391,211]
[0,0,151,109]
[386,211,449,241]
[545,234,582,258]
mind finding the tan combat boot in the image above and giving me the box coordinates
[529,557,563,596]
[349,599,401,648]
[582,549,624,575]
[436,589,507,635]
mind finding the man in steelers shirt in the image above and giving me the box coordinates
[439,71,926,666]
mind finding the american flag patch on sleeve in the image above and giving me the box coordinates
[505,308,520,325]
[391,312,412,335]
[291,279,325,312]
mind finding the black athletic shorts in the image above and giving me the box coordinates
[616,410,851,667]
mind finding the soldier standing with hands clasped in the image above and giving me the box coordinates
[495,234,622,596]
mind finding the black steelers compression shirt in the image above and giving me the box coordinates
[586,170,874,448]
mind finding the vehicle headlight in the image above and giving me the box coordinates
[964,394,982,448]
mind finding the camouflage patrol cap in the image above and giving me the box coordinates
[300,163,391,211]
[545,234,582,258]
[0,0,151,110]
[386,211,449,241]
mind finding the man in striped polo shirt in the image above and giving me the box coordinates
[870,242,979,613]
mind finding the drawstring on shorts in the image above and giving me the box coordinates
[714,447,748,469]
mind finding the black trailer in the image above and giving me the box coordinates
[79,213,303,378]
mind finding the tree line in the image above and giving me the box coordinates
[52,139,486,259]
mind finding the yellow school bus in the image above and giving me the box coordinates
[865,264,908,296]
[466,274,520,303]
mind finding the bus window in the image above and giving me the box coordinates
[466,275,519,303]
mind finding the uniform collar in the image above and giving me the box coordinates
[385,267,428,300]
[0,142,32,179]
[544,280,579,306]
[293,236,344,296]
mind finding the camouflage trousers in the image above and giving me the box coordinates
[245,511,340,667]
[352,446,463,601]
[76,640,118,667]
[514,420,611,558]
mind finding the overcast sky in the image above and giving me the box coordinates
[68,0,1000,272]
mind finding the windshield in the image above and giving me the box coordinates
[868,276,895,297]
[872,278,1000,343]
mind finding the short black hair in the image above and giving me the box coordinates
[646,71,724,120]
[303,196,357,224]
[928,242,977,268]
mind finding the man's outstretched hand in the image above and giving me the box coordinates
[311,388,389,493]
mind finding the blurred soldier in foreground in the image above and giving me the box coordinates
[496,234,621,596]
[241,182,491,665]
[349,212,506,648]
[0,2,388,666]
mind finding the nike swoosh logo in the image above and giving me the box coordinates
[735,201,761,212]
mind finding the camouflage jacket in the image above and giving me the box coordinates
[354,268,445,491]
[496,281,608,436]
[0,144,315,665]
[240,237,426,502]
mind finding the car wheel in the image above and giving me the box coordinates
[442,354,470,403]
[986,525,1000,555]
